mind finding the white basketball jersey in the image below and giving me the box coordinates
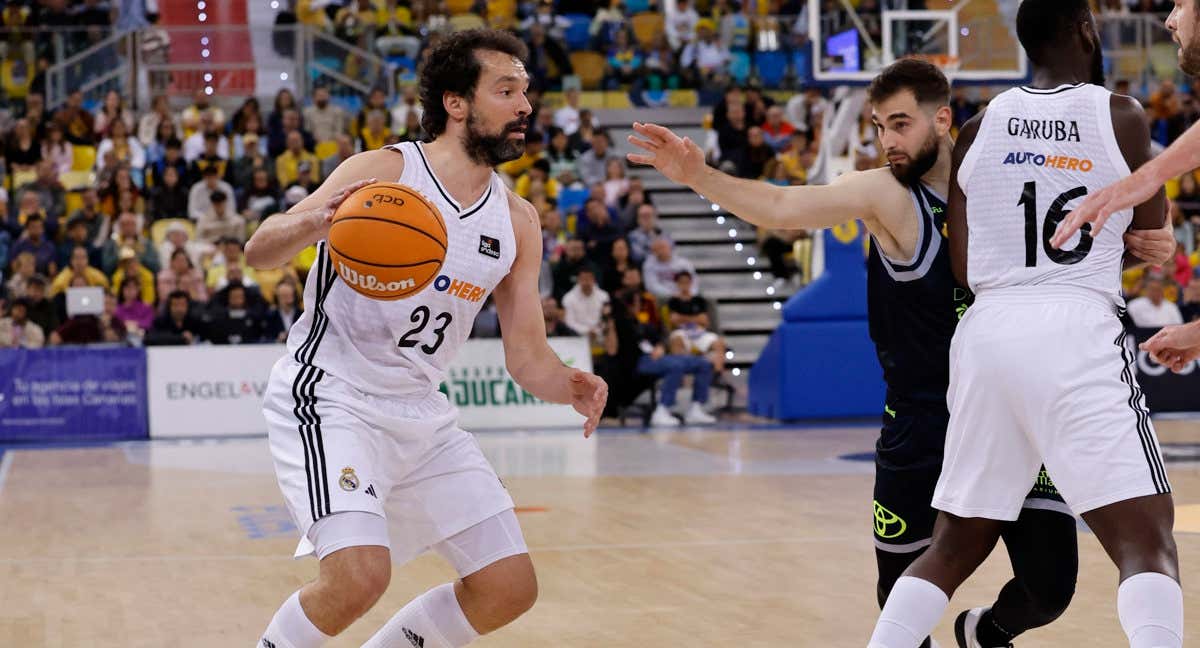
[286,141,517,397]
[957,83,1132,305]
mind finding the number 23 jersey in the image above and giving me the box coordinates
[956,83,1133,306]
[286,141,517,398]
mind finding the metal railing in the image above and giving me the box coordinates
[38,24,397,112]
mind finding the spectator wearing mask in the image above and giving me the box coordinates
[303,86,349,145]
[0,298,45,348]
[114,276,155,332]
[110,247,156,306]
[276,131,322,188]
[1128,273,1184,327]
[643,237,698,300]
[157,247,209,304]
[628,203,666,266]
[101,211,161,275]
[147,165,190,221]
[263,280,303,342]
[561,266,610,344]
[667,270,727,373]
[23,275,58,335]
[55,216,102,271]
[50,245,108,296]
[146,290,205,345]
[10,214,57,276]
[577,130,618,187]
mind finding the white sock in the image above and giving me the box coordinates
[362,583,480,648]
[259,590,331,648]
[867,577,949,648]
[1118,572,1184,648]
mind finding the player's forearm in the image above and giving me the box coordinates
[1143,121,1200,187]
[688,165,791,229]
[508,345,573,405]
[245,208,326,270]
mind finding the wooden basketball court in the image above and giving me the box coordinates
[1,418,1197,646]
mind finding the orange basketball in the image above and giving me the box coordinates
[328,182,448,300]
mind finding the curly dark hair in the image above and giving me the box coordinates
[419,29,529,139]
[866,58,950,108]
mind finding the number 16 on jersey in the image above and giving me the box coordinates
[1018,181,1093,267]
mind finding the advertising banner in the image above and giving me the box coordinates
[0,347,147,441]
[147,344,284,438]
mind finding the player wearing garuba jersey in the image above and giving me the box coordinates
[868,2,1182,647]
[245,30,607,648]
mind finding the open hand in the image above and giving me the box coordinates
[314,178,378,230]
[626,122,706,186]
[569,369,608,438]
[1051,171,1161,249]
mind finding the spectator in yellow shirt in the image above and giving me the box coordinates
[110,247,156,305]
[515,159,560,200]
[275,131,322,189]
[50,245,110,296]
[358,109,392,151]
[498,130,546,179]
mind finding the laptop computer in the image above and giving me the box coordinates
[66,286,105,318]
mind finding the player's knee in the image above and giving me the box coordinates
[319,548,392,622]
[1026,575,1076,623]
[462,555,538,632]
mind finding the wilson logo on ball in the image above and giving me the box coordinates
[338,260,416,293]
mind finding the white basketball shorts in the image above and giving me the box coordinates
[262,357,515,564]
[932,287,1171,521]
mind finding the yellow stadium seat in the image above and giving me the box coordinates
[569,51,605,90]
[59,170,94,191]
[446,0,474,15]
[72,145,97,171]
[10,170,35,188]
[150,218,196,246]
[448,13,485,31]
[631,12,665,49]
[64,191,83,216]
[314,140,339,160]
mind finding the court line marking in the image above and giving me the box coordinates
[0,536,867,565]
[0,451,13,496]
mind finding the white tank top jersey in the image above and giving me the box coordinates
[956,83,1133,306]
[285,141,517,397]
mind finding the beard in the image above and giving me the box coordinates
[1181,36,1200,77]
[461,106,528,167]
[887,129,939,186]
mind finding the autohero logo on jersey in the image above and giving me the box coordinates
[337,261,417,294]
[1003,152,1095,173]
[432,274,486,302]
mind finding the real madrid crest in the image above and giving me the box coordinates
[339,467,360,492]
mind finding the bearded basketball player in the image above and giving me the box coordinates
[245,29,607,648]
[627,59,1174,647]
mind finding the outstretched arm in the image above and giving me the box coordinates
[626,121,882,232]
[494,194,607,437]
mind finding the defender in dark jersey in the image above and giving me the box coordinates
[627,59,1175,647]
